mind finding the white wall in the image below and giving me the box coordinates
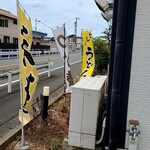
[126,0,150,149]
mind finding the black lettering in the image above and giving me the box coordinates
[86,51,93,60]
[21,39,35,67]
[86,36,90,42]
[86,33,92,42]
[23,73,35,107]
[86,60,93,69]
[87,47,92,51]
[23,49,35,66]
[21,39,29,49]
[21,25,28,36]
[86,47,93,61]
[22,106,28,114]
[81,69,88,77]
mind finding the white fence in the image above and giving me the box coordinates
[0,61,53,93]
[0,60,81,94]
[0,49,60,58]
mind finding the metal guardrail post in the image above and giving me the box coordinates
[7,71,12,93]
[48,61,53,78]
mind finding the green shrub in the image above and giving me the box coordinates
[50,138,61,150]
[93,36,110,74]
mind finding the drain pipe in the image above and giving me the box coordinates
[109,0,128,149]
[105,0,119,147]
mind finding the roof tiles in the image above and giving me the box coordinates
[0,9,17,19]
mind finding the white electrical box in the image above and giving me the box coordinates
[68,76,107,150]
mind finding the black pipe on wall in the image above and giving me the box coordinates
[109,0,128,149]
[104,0,119,147]
[117,0,137,147]
[94,2,119,148]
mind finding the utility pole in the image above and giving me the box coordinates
[35,18,37,31]
[35,19,39,47]
[74,17,79,50]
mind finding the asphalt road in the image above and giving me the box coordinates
[0,53,82,126]
[0,52,81,84]
[0,52,80,72]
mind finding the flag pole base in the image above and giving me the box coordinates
[15,141,30,150]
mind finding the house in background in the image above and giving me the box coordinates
[0,9,51,56]
[67,34,82,52]
[0,8,82,57]
[0,9,18,44]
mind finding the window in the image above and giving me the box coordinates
[13,20,17,25]
[0,19,4,27]
[36,42,40,45]
[13,38,18,44]
[0,19,8,27]
[72,38,75,42]
[5,20,8,27]
[3,36,10,43]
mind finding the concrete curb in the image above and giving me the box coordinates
[0,125,21,149]
[0,91,64,150]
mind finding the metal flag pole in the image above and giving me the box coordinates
[16,0,25,146]
[63,23,66,101]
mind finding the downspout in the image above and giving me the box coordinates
[117,0,137,147]
[105,0,119,147]
[109,0,128,149]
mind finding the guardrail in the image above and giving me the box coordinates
[0,50,53,58]
[0,60,81,94]
[0,61,53,93]
[0,48,80,59]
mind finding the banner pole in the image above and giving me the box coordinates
[64,23,66,101]
[16,0,25,146]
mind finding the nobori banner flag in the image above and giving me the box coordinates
[18,4,39,125]
[52,26,73,93]
[80,31,95,80]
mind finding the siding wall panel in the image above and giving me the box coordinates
[126,0,150,149]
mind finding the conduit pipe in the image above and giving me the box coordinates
[105,0,119,146]
[96,117,106,145]
[109,0,128,149]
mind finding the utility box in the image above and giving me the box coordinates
[68,76,107,149]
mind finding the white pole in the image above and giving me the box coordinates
[16,0,25,146]
[7,71,12,93]
[48,60,51,78]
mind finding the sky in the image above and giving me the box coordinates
[1,0,108,37]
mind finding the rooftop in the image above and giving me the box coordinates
[67,34,81,38]
[0,9,17,19]
[32,31,47,38]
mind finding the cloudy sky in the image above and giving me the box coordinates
[1,0,108,37]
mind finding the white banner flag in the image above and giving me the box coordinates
[53,26,73,93]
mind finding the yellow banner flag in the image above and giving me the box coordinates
[80,31,95,80]
[18,5,39,125]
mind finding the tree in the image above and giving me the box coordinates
[93,36,110,74]
[101,27,112,44]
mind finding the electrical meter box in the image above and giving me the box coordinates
[68,76,107,149]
